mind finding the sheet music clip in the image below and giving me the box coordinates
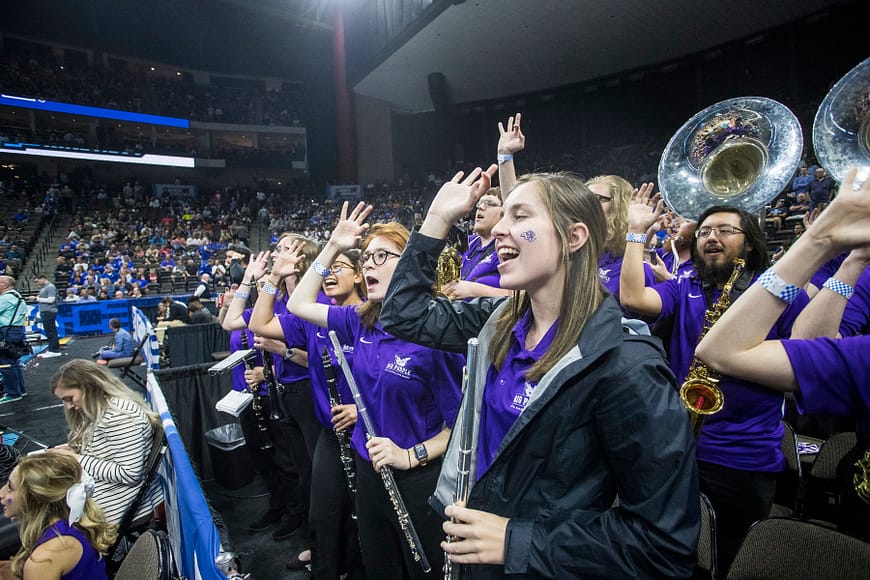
[208,349,255,375]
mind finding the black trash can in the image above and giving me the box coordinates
[204,424,255,490]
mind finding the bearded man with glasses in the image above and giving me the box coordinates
[620,188,810,576]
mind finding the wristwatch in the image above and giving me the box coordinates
[283,348,296,361]
[413,443,429,466]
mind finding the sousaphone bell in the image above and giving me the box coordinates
[658,97,803,221]
[813,56,870,187]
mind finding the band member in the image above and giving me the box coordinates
[441,187,511,300]
[249,249,366,577]
[283,218,464,578]
[696,167,870,539]
[221,239,320,548]
[620,185,810,573]
[380,168,699,578]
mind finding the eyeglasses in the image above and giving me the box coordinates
[695,225,745,239]
[328,261,355,274]
[593,194,612,204]
[476,200,502,210]
[360,249,401,266]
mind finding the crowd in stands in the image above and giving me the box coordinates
[0,41,305,127]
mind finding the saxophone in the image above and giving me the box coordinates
[680,258,745,436]
[435,244,462,296]
[240,331,273,450]
[321,347,357,508]
[444,338,479,580]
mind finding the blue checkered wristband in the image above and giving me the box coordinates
[758,269,801,304]
[625,232,648,244]
[311,259,331,277]
[822,277,854,300]
[261,281,280,296]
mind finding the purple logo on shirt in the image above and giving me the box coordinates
[520,230,537,242]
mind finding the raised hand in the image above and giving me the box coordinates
[808,167,870,252]
[272,239,305,279]
[328,201,373,252]
[497,113,525,155]
[627,182,664,234]
[425,165,499,233]
[244,250,270,282]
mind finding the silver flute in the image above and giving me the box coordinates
[444,338,479,580]
[321,346,358,513]
[328,331,432,573]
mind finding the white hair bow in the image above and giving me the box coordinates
[66,472,96,525]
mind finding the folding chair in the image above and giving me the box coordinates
[727,517,870,580]
[107,335,149,388]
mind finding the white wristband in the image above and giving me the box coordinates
[497,153,514,164]
[822,277,854,300]
[626,232,648,244]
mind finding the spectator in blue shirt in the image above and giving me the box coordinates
[97,318,134,362]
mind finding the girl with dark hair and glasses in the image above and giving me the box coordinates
[278,220,464,578]
[250,249,367,577]
[380,167,698,578]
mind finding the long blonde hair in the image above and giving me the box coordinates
[10,454,117,576]
[50,359,161,452]
[585,174,633,257]
[356,222,409,328]
[491,173,607,382]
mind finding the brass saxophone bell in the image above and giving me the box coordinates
[435,244,462,296]
[680,376,724,437]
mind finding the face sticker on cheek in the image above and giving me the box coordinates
[520,230,537,242]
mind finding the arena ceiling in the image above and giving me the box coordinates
[352,0,851,113]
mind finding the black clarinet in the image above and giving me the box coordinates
[261,348,285,422]
[321,347,357,512]
[328,331,431,573]
[444,338,479,580]
[240,331,273,450]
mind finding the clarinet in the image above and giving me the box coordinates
[328,331,432,573]
[261,349,285,422]
[321,347,358,514]
[240,331,273,450]
[444,338,479,580]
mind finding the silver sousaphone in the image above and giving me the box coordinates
[658,97,803,221]
[813,57,870,187]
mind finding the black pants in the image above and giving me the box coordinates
[240,395,308,516]
[310,429,364,579]
[276,379,321,518]
[41,310,60,351]
[354,451,443,579]
[698,460,777,576]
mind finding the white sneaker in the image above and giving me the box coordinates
[38,351,63,358]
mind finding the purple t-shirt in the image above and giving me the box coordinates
[598,252,656,304]
[279,312,355,429]
[461,234,500,288]
[478,310,557,478]
[653,274,809,472]
[783,335,870,436]
[327,304,464,461]
[265,297,308,384]
[660,250,694,283]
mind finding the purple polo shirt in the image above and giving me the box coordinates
[477,310,557,478]
[461,234,500,288]
[250,297,308,384]
[783,335,870,436]
[279,312,355,430]
[229,323,267,396]
[653,274,809,472]
[327,305,464,461]
[660,250,695,283]
[598,252,656,302]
